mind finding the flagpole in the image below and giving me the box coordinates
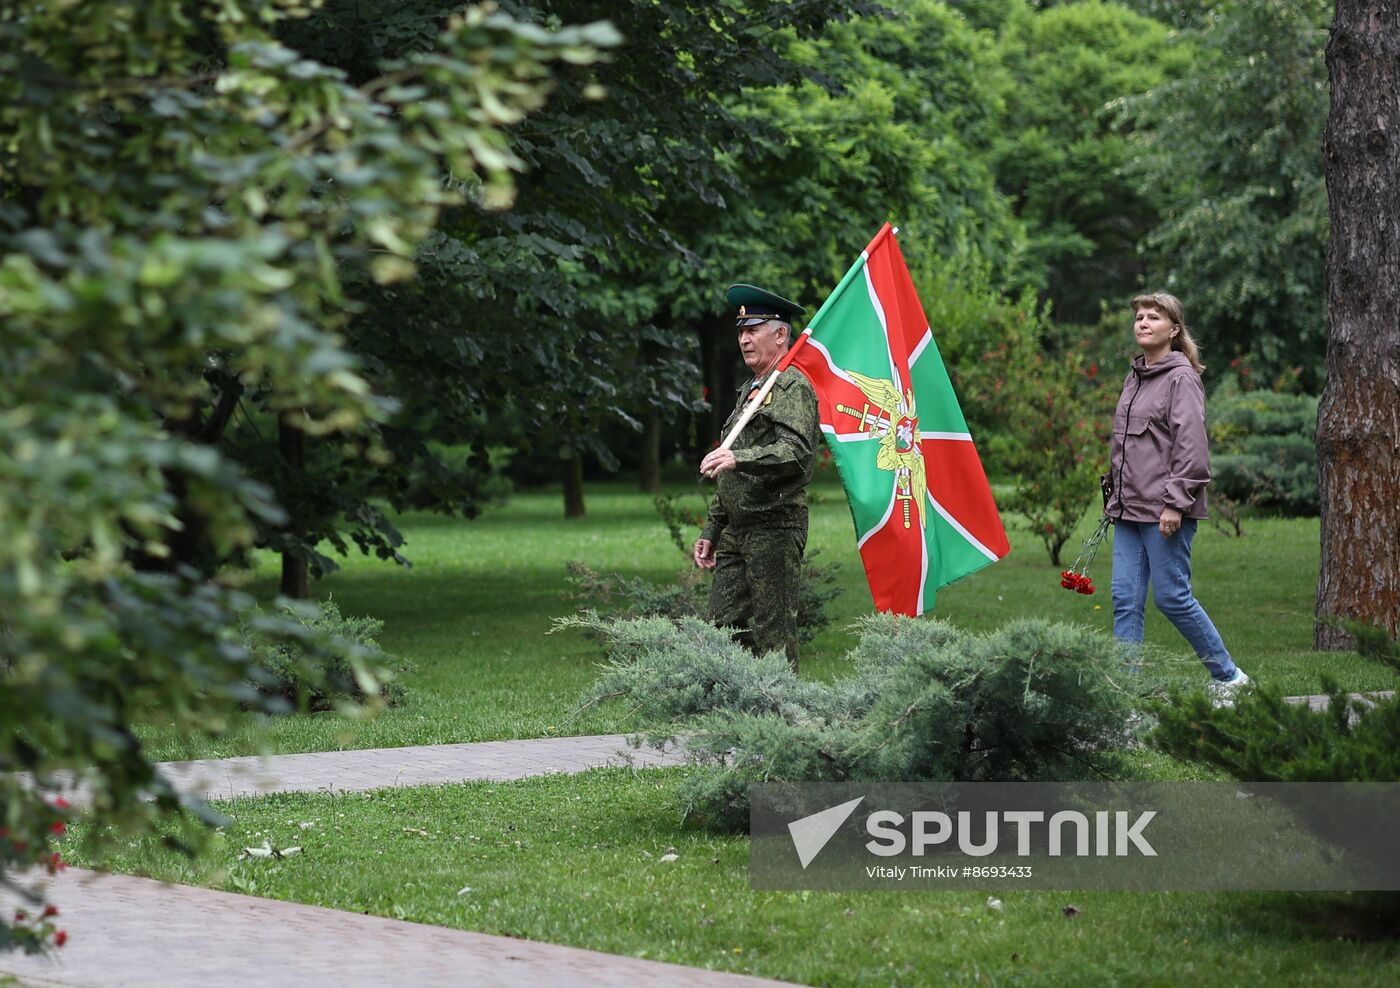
[717,364,786,450]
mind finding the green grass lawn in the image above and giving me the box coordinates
[67,769,1400,986]
[98,481,1400,983]
[138,478,1385,762]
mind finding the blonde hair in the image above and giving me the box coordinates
[1131,291,1204,373]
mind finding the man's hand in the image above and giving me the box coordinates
[699,448,737,479]
[693,538,716,570]
[1159,506,1183,538]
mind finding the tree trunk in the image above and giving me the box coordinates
[698,316,735,453]
[1315,0,1400,648]
[639,412,663,492]
[137,373,243,574]
[563,448,587,519]
[279,411,310,600]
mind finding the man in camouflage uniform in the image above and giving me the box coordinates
[693,284,820,672]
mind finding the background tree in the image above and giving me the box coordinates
[1121,0,1331,384]
[990,0,1189,323]
[680,0,1024,438]
[0,0,611,949]
[241,0,873,550]
[1315,0,1400,647]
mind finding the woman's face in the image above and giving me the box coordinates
[1133,305,1177,354]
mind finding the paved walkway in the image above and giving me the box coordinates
[0,868,798,988]
[154,733,690,803]
[1285,689,1394,713]
[3,734,794,988]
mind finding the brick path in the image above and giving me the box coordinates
[155,733,690,803]
[1285,690,1394,714]
[0,868,797,988]
[1,734,800,988]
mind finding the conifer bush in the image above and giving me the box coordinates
[1148,625,1400,891]
[1149,623,1400,782]
[241,597,407,712]
[573,614,1150,831]
[1209,388,1319,516]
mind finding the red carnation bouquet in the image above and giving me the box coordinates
[1059,516,1111,595]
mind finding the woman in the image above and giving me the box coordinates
[1105,292,1248,699]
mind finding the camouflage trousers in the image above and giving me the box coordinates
[709,526,806,672]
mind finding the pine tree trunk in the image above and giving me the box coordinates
[563,449,587,519]
[1315,0,1400,648]
[639,412,662,492]
[279,411,310,600]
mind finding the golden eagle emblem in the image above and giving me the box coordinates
[836,370,926,530]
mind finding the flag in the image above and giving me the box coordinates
[779,223,1010,615]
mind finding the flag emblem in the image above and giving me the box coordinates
[836,372,927,532]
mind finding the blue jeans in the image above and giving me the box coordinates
[1111,519,1238,681]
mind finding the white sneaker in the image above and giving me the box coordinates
[1208,669,1250,707]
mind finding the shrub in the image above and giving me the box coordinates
[1209,387,1319,516]
[1148,623,1400,885]
[575,614,1157,831]
[402,443,513,511]
[241,597,407,712]
[563,492,843,647]
[955,305,1119,567]
[1150,621,1399,782]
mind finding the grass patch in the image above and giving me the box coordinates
[136,481,1383,761]
[65,768,1400,986]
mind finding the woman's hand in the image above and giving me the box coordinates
[1159,506,1183,538]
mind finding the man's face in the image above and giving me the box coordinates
[737,321,788,373]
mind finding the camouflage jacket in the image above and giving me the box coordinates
[701,367,820,541]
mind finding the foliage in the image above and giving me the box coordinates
[401,443,514,511]
[1109,0,1213,29]
[1346,620,1400,675]
[652,493,707,555]
[0,796,70,954]
[576,614,1150,831]
[702,0,1022,310]
[242,598,406,712]
[1121,0,1331,384]
[990,0,1191,322]
[0,0,610,950]
[679,0,1029,455]
[1209,386,1320,516]
[1149,621,1400,882]
[267,0,874,531]
[1151,677,1400,784]
[960,318,1118,565]
[563,563,710,625]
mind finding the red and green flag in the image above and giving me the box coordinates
[777,223,1010,615]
